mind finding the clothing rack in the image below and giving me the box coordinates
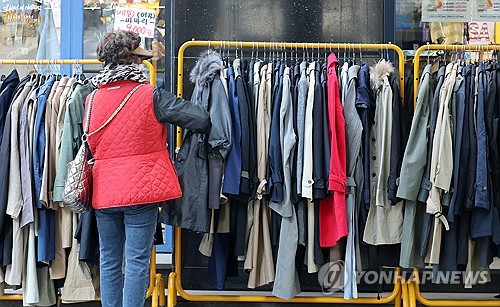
[169,40,406,307]
[0,59,166,307]
[413,44,500,106]
[411,44,500,307]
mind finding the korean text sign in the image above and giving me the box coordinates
[114,7,156,39]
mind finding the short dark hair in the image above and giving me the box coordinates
[96,31,142,65]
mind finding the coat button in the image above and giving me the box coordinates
[372,173,376,177]
[372,138,376,142]
[372,156,376,160]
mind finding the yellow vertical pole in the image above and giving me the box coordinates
[167,272,177,307]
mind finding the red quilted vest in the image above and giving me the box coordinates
[86,80,181,209]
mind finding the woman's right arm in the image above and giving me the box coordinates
[153,87,211,133]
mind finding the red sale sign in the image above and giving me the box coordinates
[468,21,495,44]
[114,7,156,38]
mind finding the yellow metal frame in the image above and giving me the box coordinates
[407,269,500,307]
[413,44,500,106]
[411,44,500,307]
[169,40,406,306]
[0,59,165,306]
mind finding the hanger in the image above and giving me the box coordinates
[256,42,260,61]
[295,42,299,64]
[359,43,363,63]
[251,42,255,61]
[273,42,277,62]
[0,61,5,82]
[283,43,287,64]
[225,41,230,67]
[317,42,320,62]
[426,43,430,64]
[325,43,330,61]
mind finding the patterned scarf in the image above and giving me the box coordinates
[91,63,148,87]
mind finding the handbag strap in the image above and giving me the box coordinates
[83,83,145,139]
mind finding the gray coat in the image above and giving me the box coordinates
[398,64,433,268]
[343,65,363,299]
[160,51,232,233]
[272,67,300,300]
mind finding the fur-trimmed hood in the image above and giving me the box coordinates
[370,59,394,90]
[189,50,224,86]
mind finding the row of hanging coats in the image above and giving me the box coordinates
[161,49,411,300]
[0,70,101,305]
[399,57,500,286]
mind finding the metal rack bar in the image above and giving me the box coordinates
[407,269,500,307]
[0,59,163,306]
[170,39,406,306]
[413,44,500,106]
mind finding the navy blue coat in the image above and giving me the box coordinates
[268,62,285,203]
[0,72,22,266]
[222,67,242,196]
[0,70,19,147]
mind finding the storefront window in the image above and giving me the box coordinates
[396,0,500,57]
[83,0,166,85]
[0,0,61,75]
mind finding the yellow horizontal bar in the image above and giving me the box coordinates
[0,59,155,86]
[176,285,400,304]
[0,295,23,300]
[413,44,500,106]
[0,59,102,65]
[178,40,402,52]
[177,40,405,102]
[0,295,102,301]
[409,269,500,306]
[174,256,401,304]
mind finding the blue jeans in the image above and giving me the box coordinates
[96,204,158,307]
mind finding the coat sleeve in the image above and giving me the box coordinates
[207,77,232,159]
[153,87,211,134]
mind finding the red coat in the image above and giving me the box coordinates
[86,80,181,209]
[319,53,348,247]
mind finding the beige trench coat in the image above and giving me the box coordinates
[244,63,275,288]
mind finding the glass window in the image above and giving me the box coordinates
[83,0,165,86]
[396,0,500,57]
[0,0,61,75]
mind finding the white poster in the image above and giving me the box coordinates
[114,7,156,39]
[468,21,495,44]
[422,0,471,22]
[472,0,500,21]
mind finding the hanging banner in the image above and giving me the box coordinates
[113,7,156,38]
[421,0,471,22]
[472,0,500,21]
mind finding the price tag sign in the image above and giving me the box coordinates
[114,7,156,38]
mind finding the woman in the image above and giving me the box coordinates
[88,31,210,306]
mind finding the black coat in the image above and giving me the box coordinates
[160,51,232,233]
[312,61,328,200]
[0,70,20,147]
[387,72,403,205]
[0,72,23,266]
